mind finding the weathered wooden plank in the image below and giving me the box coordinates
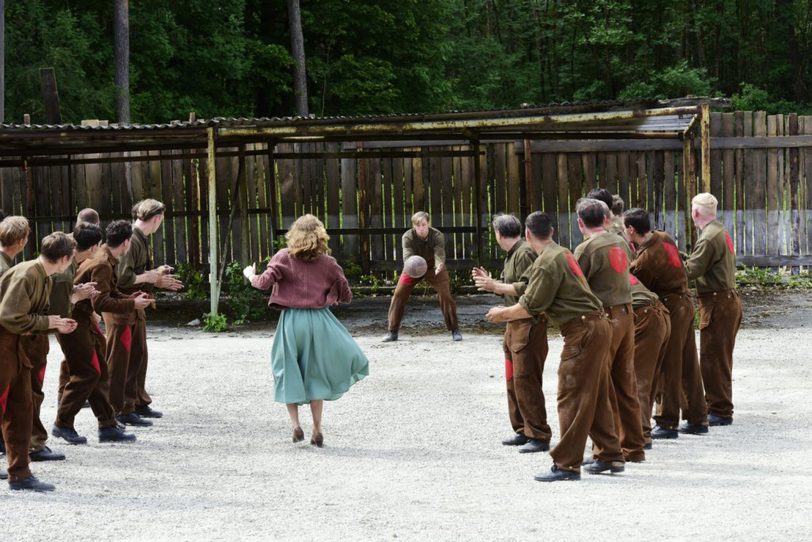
[766,115,780,256]
[556,154,570,249]
[325,145,341,257]
[734,111,747,257]
[581,153,595,196]
[788,114,801,257]
[567,153,582,245]
[652,151,665,224]
[710,113,723,199]
[605,152,618,197]
[340,154,358,261]
[802,116,812,258]
[493,143,507,215]
[277,143,296,229]
[381,157,394,261]
[196,154,209,270]
[460,151,473,258]
[661,150,675,230]
[159,151,176,266]
[752,111,767,260]
[412,154,425,212]
[541,154,557,216]
[440,152,454,228]
[720,113,736,238]
[506,142,521,216]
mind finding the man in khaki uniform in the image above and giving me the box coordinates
[629,274,671,448]
[114,199,183,422]
[587,188,624,237]
[574,198,646,464]
[52,222,140,445]
[486,211,621,482]
[623,208,708,437]
[382,211,461,342]
[685,193,742,426]
[0,232,78,491]
[473,214,550,454]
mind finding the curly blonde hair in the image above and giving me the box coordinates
[286,214,330,260]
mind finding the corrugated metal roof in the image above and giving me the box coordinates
[0,99,706,159]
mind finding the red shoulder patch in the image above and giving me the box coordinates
[725,231,735,254]
[662,241,683,269]
[629,274,640,286]
[566,254,584,278]
[608,246,628,273]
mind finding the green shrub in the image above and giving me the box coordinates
[203,312,228,332]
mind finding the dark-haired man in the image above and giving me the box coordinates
[52,222,139,445]
[587,188,624,237]
[113,199,183,421]
[487,212,620,482]
[623,207,708,437]
[474,214,550,454]
[0,232,78,491]
[574,198,646,467]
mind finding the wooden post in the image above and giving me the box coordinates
[472,139,483,264]
[267,141,278,256]
[700,102,711,193]
[523,138,535,217]
[207,128,219,315]
[683,135,697,249]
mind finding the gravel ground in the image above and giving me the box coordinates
[3,291,812,541]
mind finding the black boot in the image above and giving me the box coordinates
[116,412,153,427]
[29,446,66,462]
[9,475,55,492]
[134,405,163,418]
[51,425,88,445]
[381,331,398,342]
[99,425,137,443]
[534,465,580,482]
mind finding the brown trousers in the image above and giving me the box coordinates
[387,268,459,332]
[105,317,146,416]
[56,320,117,429]
[633,302,671,443]
[0,330,33,482]
[503,317,551,442]
[698,290,742,418]
[594,304,647,461]
[655,293,707,428]
[550,313,621,472]
[105,311,152,408]
[21,335,50,452]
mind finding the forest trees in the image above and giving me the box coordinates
[3,0,810,124]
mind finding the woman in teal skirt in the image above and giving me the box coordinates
[243,215,369,447]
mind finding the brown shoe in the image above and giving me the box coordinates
[292,427,305,443]
[311,432,324,448]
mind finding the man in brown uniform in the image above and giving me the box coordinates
[473,214,550,454]
[0,232,78,491]
[52,222,140,445]
[53,208,102,404]
[0,217,70,463]
[114,199,183,421]
[486,212,621,482]
[685,193,742,426]
[629,274,671,448]
[623,208,708,437]
[382,211,461,342]
[574,198,646,464]
[0,216,30,478]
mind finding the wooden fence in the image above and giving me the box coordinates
[1,111,810,273]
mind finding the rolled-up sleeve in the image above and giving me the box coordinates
[518,264,558,316]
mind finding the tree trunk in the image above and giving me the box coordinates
[114,0,130,123]
[287,0,308,116]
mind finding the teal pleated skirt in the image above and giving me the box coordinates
[271,308,369,404]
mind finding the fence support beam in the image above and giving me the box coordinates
[207,127,219,315]
[701,102,711,193]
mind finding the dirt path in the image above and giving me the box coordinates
[3,291,811,540]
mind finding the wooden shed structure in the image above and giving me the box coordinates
[0,99,710,314]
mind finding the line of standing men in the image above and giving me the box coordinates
[0,199,183,491]
[480,190,742,481]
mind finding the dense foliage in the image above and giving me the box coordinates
[6,0,812,123]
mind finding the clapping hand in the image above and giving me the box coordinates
[485,306,506,323]
[243,264,256,281]
[472,266,495,292]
